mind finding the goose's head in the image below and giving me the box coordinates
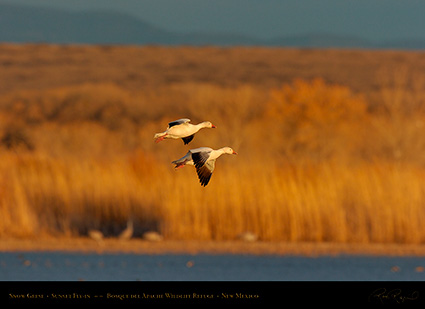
[202,121,216,129]
[222,147,238,155]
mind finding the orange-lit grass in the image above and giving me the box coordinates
[2,151,425,244]
[1,75,425,244]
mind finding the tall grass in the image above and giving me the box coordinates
[1,70,425,243]
[2,153,425,243]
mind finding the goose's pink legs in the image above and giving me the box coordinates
[155,134,167,143]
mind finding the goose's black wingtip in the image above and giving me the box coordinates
[182,135,194,145]
[199,177,210,187]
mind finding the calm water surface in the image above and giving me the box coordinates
[1,252,425,281]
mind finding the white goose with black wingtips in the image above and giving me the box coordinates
[172,147,237,186]
[154,118,216,145]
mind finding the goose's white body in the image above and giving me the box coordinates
[172,147,237,186]
[88,229,104,243]
[154,118,216,145]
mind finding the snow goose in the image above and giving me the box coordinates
[118,219,133,240]
[88,229,104,244]
[154,118,216,145]
[172,147,237,186]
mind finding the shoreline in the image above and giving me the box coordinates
[2,238,425,256]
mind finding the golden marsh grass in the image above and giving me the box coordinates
[1,45,425,244]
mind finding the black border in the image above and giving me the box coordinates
[2,281,425,305]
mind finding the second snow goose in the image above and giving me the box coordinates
[154,118,216,145]
[172,146,237,186]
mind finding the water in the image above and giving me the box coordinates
[1,252,425,281]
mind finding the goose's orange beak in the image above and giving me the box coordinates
[233,151,238,155]
[212,124,217,128]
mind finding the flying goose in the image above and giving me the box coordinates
[172,146,237,186]
[154,118,216,145]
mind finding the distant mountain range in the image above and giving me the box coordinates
[1,3,424,49]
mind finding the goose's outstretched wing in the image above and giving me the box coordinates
[192,150,215,187]
[195,160,216,186]
[168,118,191,128]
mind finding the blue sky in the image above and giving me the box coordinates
[2,0,425,41]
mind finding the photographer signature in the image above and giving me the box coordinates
[369,288,419,304]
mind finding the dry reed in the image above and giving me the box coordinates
[1,46,425,244]
[2,152,425,243]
